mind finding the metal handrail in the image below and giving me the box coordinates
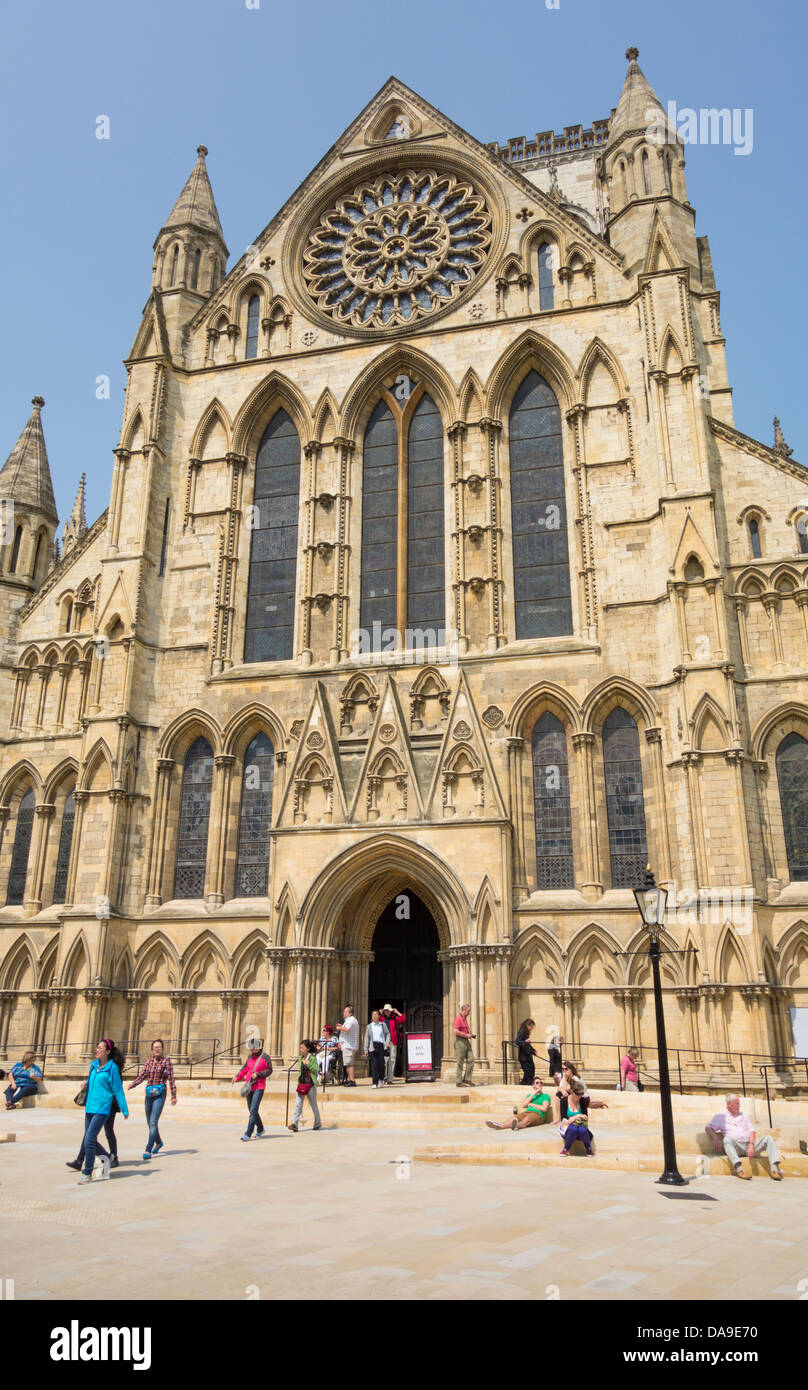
[499,1037,808,1096]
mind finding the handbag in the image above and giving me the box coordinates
[296,1061,313,1095]
[637,1079,645,1092]
[73,1080,88,1107]
[145,1083,166,1099]
[240,1083,252,1097]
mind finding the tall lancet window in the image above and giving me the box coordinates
[235,732,274,897]
[537,242,554,310]
[359,381,445,652]
[245,295,260,360]
[53,789,76,904]
[245,410,300,663]
[6,788,35,906]
[532,711,574,888]
[173,737,214,899]
[509,370,572,639]
[603,707,648,889]
[776,732,808,881]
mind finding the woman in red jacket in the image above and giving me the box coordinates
[232,1040,271,1141]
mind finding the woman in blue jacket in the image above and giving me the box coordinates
[77,1038,129,1184]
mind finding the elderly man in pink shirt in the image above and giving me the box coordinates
[705,1094,783,1180]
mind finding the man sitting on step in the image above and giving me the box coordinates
[705,1094,784,1180]
[486,1078,552,1131]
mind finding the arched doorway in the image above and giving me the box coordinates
[368,890,443,1075]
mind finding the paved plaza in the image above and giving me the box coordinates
[2,1100,807,1301]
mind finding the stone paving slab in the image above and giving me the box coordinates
[2,1106,807,1301]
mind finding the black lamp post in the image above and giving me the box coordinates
[633,865,686,1186]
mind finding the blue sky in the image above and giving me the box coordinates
[1,0,804,529]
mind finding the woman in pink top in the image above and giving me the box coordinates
[620,1047,640,1091]
[232,1040,271,1141]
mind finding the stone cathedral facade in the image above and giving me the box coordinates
[0,50,807,1078]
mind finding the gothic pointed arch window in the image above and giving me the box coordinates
[749,516,762,558]
[603,707,648,888]
[191,248,201,290]
[245,409,301,663]
[509,370,572,638]
[52,788,76,904]
[532,711,574,888]
[776,732,808,881]
[234,732,274,896]
[641,149,651,195]
[359,381,445,652]
[245,295,260,360]
[173,737,214,898]
[538,243,554,310]
[169,245,179,287]
[796,515,808,555]
[9,525,22,574]
[6,787,35,906]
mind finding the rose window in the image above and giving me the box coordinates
[303,169,492,329]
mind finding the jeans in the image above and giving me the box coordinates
[145,1089,167,1152]
[75,1102,118,1163]
[82,1112,111,1175]
[386,1043,397,1083]
[561,1122,592,1153]
[245,1087,264,1136]
[369,1043,386,1085]
[455,1037,474,1084]
[723,1134,781,1168]
[292,1088,321,1128]
[5,1082,38,1106]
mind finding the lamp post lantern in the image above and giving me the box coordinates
[633,864,686,1186]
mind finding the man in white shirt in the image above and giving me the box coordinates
[364,1010,391,1088]
[337,1005,360,1087]
[705,1094,783,1180]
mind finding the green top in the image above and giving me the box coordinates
[525,1090,551,1118]
[297,1054,317,1087]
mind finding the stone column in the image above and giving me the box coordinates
[0,991,14,1053]
[124,989,146,1062]
[208,755,235,905]
[145,759,175,905]
[29,989,50,1053]
[220,990,248,1058]
[763,595,784,668]
[27,803,55,915]
[725,748,754,888]
[675,987,703,1065]
[169,990,194,1064]
[644,727,672,883]
[572,732,602,897]
[751,760,779,895]
[506,736,528,893]
[701,984,729,1061]
[681,751,707,887]
[82,987,112,1060]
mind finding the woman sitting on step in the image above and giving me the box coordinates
[485,1078,552,1131]
[553,1062,609,1123]
[559,1083,594,1156]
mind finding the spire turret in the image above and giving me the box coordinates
[151,145,228,298]
[62,472,87,554]
[0,396,57,523]
[608,47,667,146]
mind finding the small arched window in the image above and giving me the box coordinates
[641,149,651,195]
[796,516,808,555]
[245,295,260,360]
[603,707,649,889]
[191,249,201,290]
[9,526,22,573]
[64,600,73,633]
[235,732,274,896]
[53,788,76,904]
[776,732,808,881]
[532,711,574,888]
[169,245,179,287]
[173,737,214,899]
[749,517,762,558]
[6,787,35,906]
[32,531,45,583]
[537,243,554,311]
[663,149,673,193]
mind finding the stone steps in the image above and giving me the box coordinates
[411,1145,808,1177]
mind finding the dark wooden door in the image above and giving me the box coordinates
[368,890,443,1072]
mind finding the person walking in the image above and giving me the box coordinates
[233,1039,271,1141]
[128,1038,177,1159]
[381,1004,406,1084]
[4,1050,42,1108]
[547,1033,563,1085]
[75,1039,129,1184]
[453,1003,476,1088]
[337,1004,360,1087]
[620,1046,641,1091]
[68,1041,127,1171]
[364,1010,391,1088]
[288,1040,321,1132]
[515,1018,538,1086]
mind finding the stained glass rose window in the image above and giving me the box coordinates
[303,169,492,329]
